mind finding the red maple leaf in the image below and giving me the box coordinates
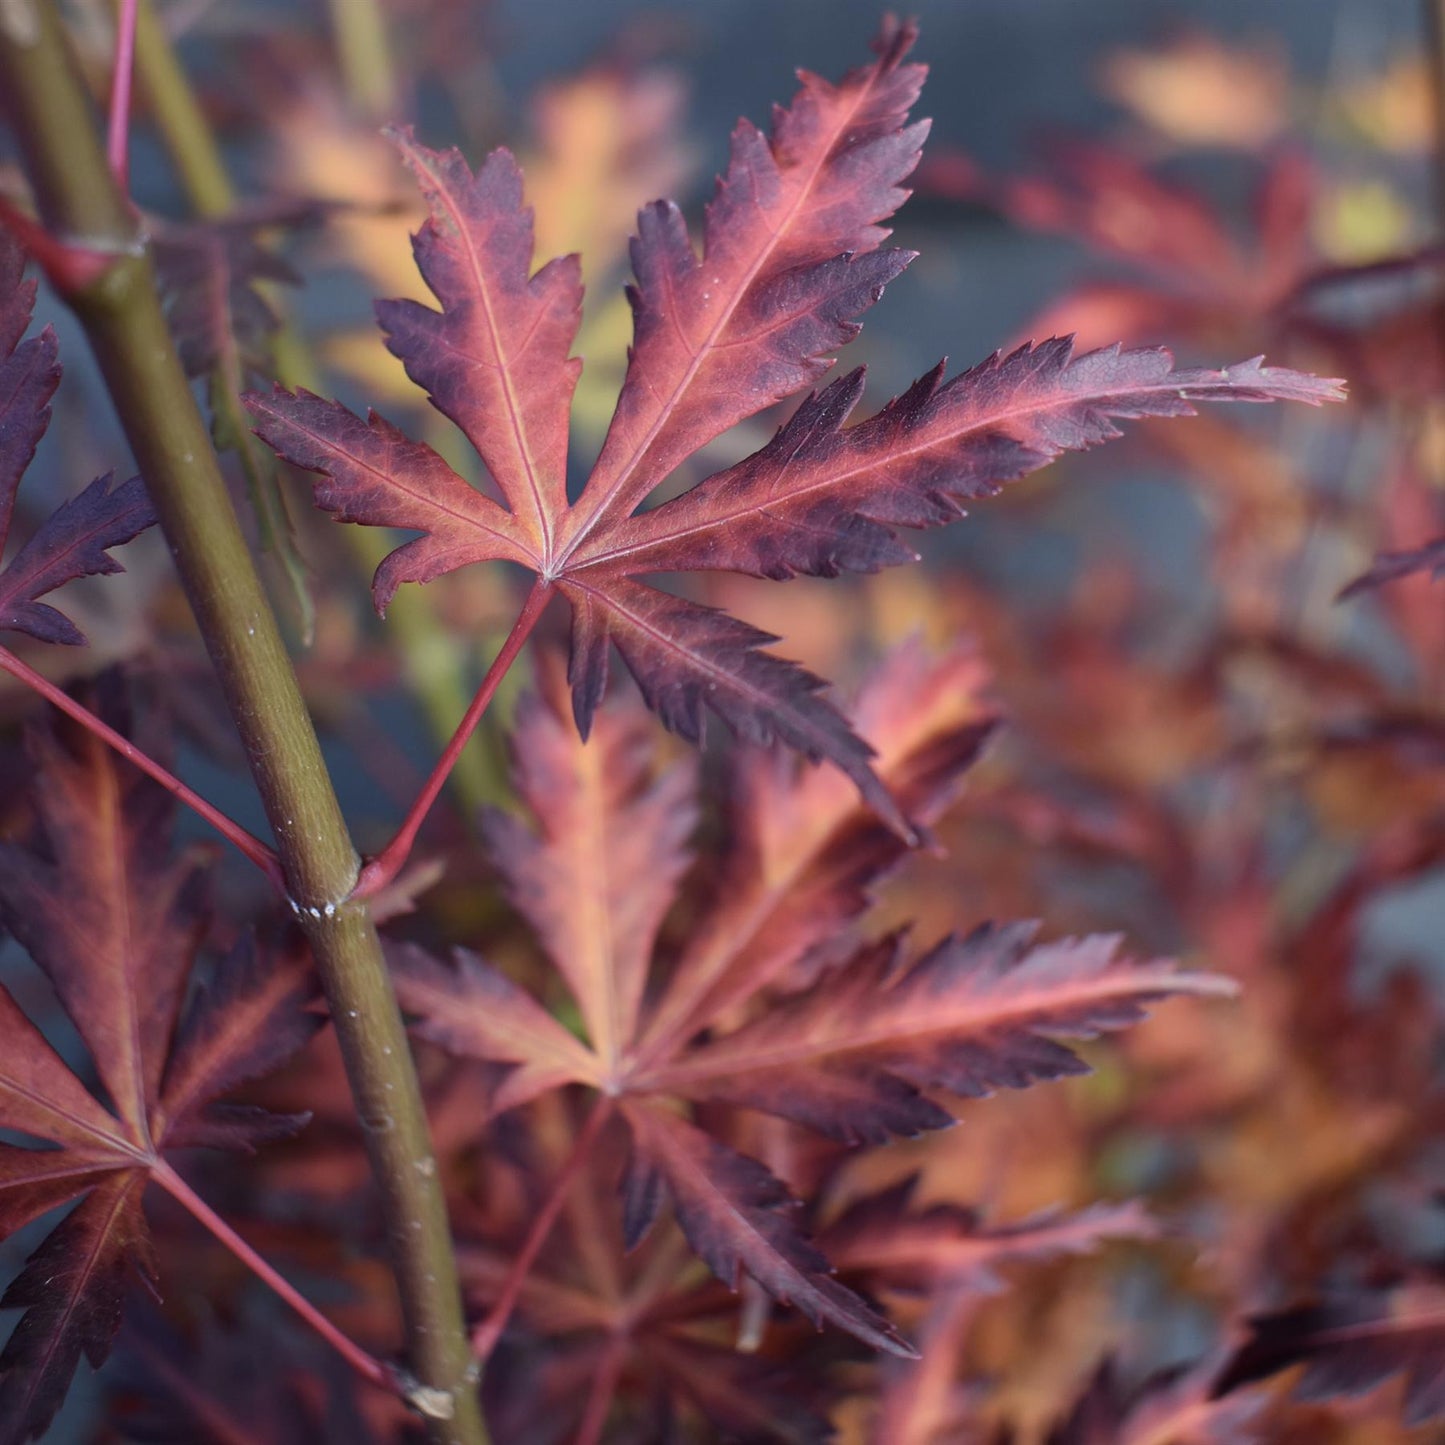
[244,21,1343,833]
[0,715,321,1444]
[1339,534,1445,598]
[1219,1286,1445,1427]
[391,649,1234,1358]
[0,234,155,646]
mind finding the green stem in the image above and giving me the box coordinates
[0,8,485,1440]
[128,0,233,216]
[346,526,504,817]
[123,0,504,815]
[326,0,398,121]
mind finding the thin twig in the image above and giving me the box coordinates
[472,1098,613,1360]
[0,644,283,886]
[106,0,138,191]
[124,0,232,217]
[353,578,554,899]
[574,1335,627,1445]
[152,1159,397,1394]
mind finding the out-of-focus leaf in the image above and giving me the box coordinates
[1219,1288,1445,1426]
[246,23,1340,824]
[0,716,322,1442]
[0,233,154,647]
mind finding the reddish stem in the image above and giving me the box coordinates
[0,196,112,293]
[574,1335,626,1445]
[353,578,554,899]
[472,1098,612,1360]
[0,644,283,888]
[152,1158,397,1394]
[107,0,139,192]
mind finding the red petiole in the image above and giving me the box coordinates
[0,644,284,888]
[106,0,139,193]
[352,578,554,900]
[471,1097,612,1360]
[152,1158,399,1395]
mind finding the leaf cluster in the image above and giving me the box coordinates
[11,11,1445,1445]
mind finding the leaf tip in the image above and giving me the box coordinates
[873,13,922,67]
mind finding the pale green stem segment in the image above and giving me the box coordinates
[123,0,505,810]
[0,6,486,1438]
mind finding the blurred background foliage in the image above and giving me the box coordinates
[7,0,1445,1440]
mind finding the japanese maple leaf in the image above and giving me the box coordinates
[0,234,154,645]
[0,718,322,1444]
[835,1185,1180,1445]
[1218,1286,1445,1427]
[1032,1358,1269,1445]
[455,1126,838,1443]
[151,202,324,642]
[392,647,1233,1359]
[108,1304,388,1445]
[245,21,1343,831]
[821,1176,1158,1295]
[919,140,1315,349]
[150,200,324,383]
[1339,534,1445,598]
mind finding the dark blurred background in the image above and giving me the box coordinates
[488,0,1425,361]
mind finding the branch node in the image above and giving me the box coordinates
[286,894,346,922]
[397,1372,458,1421]
[53,229,145,258]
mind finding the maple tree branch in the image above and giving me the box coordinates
[152,1159,396,1394]
[105,0,137,192]
[0,10,486,1442]
[0,644,284,885]
[472,1097,612,1360]
[354,576,554,900]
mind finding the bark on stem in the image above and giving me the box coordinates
[0,7,485,1440]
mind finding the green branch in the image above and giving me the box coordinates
[0,6,485,1439]
[122,0,504,815]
